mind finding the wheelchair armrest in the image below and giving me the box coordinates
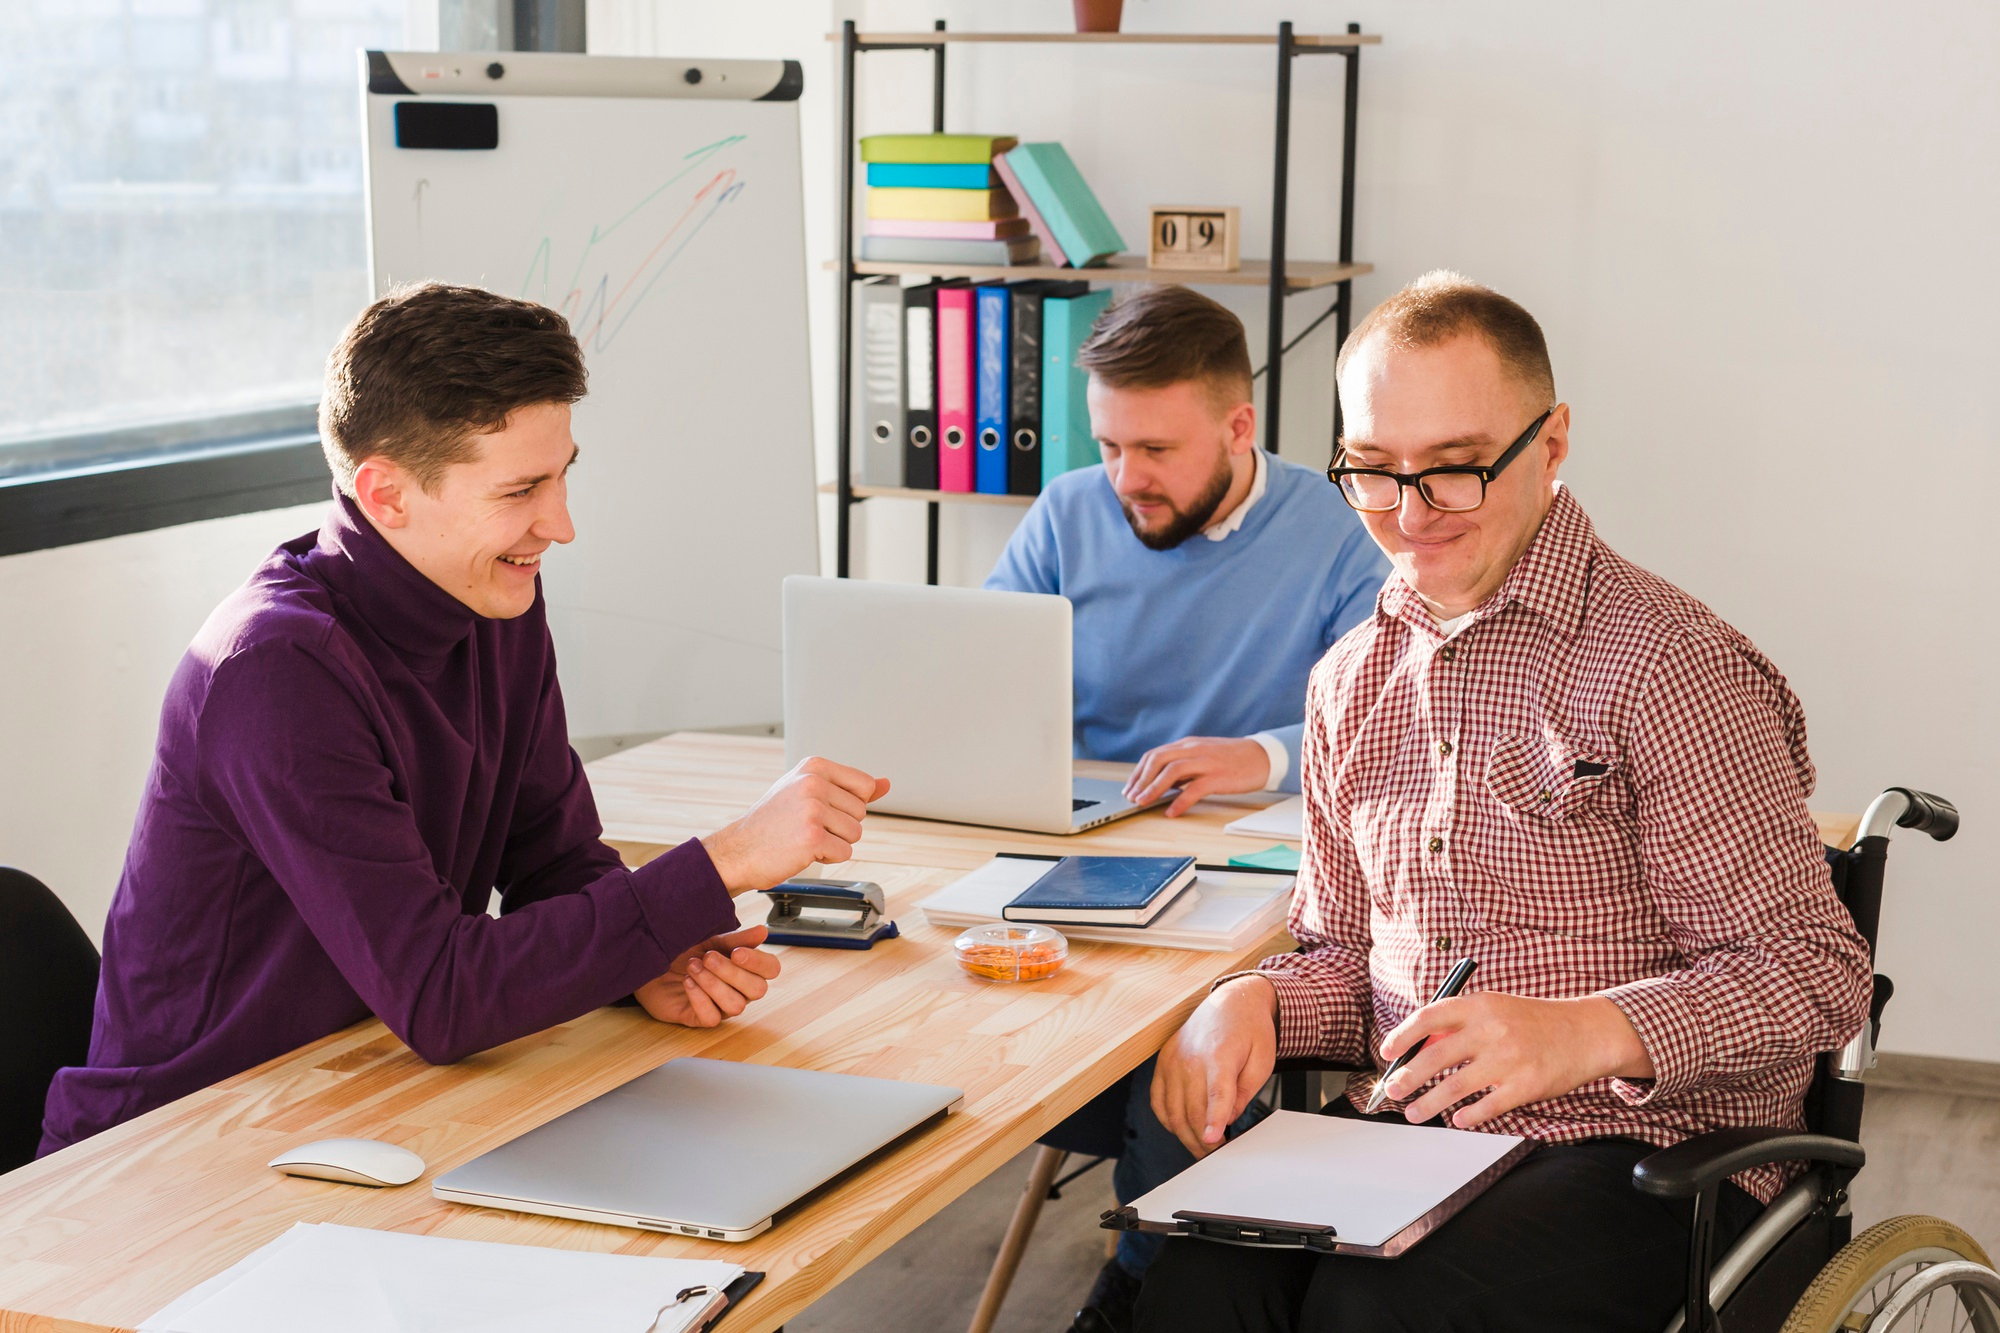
[1631,1127,1864,1200]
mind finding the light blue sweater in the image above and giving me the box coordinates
[985,454,1388,790]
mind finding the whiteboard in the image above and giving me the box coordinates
[362,52,816,739]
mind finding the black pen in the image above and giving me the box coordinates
[1364,956,1479,1115]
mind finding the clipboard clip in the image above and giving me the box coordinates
[1171,1210,1342,1253]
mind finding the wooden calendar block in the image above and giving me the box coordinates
[1147,205,1240,272]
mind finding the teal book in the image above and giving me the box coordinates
[1000,143,1126,267]
[1041,287,1112,485]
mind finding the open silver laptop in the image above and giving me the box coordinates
[433,1058,962,1242]
[783,576,1170,835]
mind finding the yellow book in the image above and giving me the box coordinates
[867,187,1020,223]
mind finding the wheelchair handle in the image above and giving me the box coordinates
[1857,787,1958,843]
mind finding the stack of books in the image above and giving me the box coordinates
[995,142,1127,269]
[852,277,1111,496]
[860,134,1038,267]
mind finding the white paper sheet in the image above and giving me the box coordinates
[919,858,1292,952]
[1223,795,1305,840]
[1126,1111,1525,1249]
[140,1223,744,1333]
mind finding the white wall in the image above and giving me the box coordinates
[0,504,329,945]
[833,0,2000,1059]
[5,0,1993,1061]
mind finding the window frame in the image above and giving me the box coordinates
[0,407,333,557]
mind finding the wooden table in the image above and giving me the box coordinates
[0,733,1294,1333]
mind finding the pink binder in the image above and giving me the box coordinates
[936,286,976,492]
[994,151,1071,268]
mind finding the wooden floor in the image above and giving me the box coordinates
[792,1084,2000,1332]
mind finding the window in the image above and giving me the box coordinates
[0,0,403,499]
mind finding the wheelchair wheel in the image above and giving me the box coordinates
[1780,1214,2000,1333]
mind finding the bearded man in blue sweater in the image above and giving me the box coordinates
[984,285,1387,1333]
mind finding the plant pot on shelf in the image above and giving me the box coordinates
[1074,0,1123,33]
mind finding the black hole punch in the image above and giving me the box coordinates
[684,67,703,84]
[485,61,504,79]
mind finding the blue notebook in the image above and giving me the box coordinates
[975,284,1012,494]
[1002,855,1198,927]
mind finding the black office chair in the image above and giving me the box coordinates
[1271,786,2000,1333]
[0,867,100,1173]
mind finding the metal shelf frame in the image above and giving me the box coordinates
[832,19,1368,582]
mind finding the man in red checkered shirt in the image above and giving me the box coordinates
[1135,272,1871,1333]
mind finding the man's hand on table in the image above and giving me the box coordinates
[635,924,783,1028]
[1377,993,1655,1128]
[700,755,891,893]
[1125,736,1272,817]
[1151,974,1279,1157]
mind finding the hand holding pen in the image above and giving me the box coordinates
[1364,957,1478,1115]
[1370,962,1662,1129]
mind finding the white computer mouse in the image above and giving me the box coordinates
[268,1137,425,1187]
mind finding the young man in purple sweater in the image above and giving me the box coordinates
[40,284,888,1155]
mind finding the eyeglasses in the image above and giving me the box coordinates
[1328,408,1553,514]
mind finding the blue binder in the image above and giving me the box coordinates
[1041,287,1112,486]
[974,284,1012,495]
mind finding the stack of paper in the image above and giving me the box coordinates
[921,857,1292,952]
[140,1223,745,1333]
[1222,795,1305,841]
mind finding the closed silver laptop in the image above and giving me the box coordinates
[783,575,1169,835]
[433,1058,963,1241]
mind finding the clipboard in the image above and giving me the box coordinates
[1099,1112,1537,1258]
[699,1270,766,1329]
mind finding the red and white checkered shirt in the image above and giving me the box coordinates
[1259,484,1871,1203]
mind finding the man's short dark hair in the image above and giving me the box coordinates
[1336,270,1555,408]
[319,282,588,496]
[1075,285,1254,410]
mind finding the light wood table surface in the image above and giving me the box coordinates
[0,733,1293,1333]
[589,731,1293,872]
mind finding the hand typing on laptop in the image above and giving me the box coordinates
[1124,736,1276,817]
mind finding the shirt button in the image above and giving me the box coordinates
[1437,740,1453,758]
[1537,789,1552,804]
[1439,645,1456,663]
[1435,935,1452,951]
[1426,836,1444,853]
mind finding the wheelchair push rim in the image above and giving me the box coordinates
[1779,1215,2000,1333]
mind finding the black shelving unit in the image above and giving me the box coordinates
[832,21,1375,582]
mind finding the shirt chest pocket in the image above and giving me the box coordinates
[1484,730,1620,824]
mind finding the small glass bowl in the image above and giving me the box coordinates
[953,923,1069,982]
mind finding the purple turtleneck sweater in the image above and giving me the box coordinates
[40,495,737,1155]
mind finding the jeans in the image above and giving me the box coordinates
[1040,1054,1268,1278]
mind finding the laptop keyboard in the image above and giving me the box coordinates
[1073,798,1100,811]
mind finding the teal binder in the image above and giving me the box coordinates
[1041,287,1112,486]
[1001,144,1126,267]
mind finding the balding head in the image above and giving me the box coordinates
[1337,270,1554,412]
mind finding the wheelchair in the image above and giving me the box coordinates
[1269,786,2000,1333]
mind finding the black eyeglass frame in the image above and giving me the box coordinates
[1327,408,1555,513]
